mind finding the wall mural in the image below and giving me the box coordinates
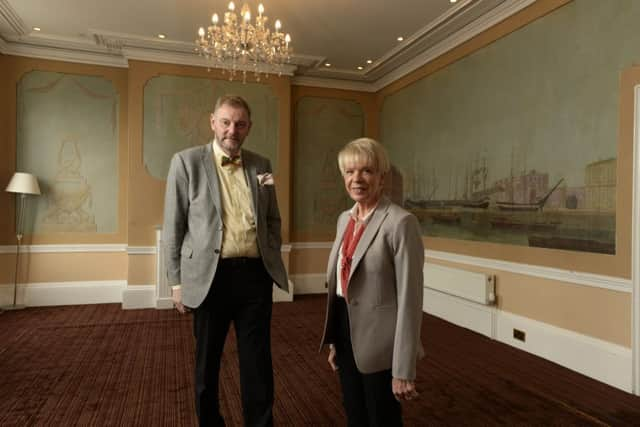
[381,0,640,254]
[293,97,364,238]
[143,75,279,180]
[17,71,119,233]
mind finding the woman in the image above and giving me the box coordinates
[320,138,425,427]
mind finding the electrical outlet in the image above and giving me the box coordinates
[513,328,526,342]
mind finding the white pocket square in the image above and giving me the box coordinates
[257,173,274,186]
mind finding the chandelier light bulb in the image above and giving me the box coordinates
[244,11,251,22]
[258,4,264,15]
[212,13,219,24]
[285,33,291,45]
[228,1,235,11]
[274,19,281,31]
[198,27,205,37]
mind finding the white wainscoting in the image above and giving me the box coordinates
[423,287,495,338]
[0,280,126,307]
[495,310,632,393]
[289,274,327,295]
[424,285,633,393]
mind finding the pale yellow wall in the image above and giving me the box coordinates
[127,254,156,285]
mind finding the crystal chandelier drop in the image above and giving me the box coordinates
[196,2,292,82]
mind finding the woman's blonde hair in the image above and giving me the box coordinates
[338,137,390,176]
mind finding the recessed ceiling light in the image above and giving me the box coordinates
[158,34,166,39]
[324,63,331,67]
[357,66,363,70]
[450,0,458,3]
[397,36,404,42]
[32,27,41,32]
[366,59,373,64]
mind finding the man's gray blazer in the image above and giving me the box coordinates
[320,196,425,380]
[162,142,289,308]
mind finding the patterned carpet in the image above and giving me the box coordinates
[0,295,638,426]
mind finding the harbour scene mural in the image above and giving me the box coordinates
[379,0,635,254]
[393,147,615,254]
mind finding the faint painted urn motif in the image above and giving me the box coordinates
[41,139,97,232]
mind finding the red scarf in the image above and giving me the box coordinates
[340,217,366,301]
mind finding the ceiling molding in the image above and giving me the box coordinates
[0,0,537,90]
[371,0,536,92]
[0,0,26,36]
[291,76,375,93]
[0,35,128,67]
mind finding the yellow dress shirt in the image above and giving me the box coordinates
[212,141,259,258]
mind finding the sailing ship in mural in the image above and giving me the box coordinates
[400,151,616,255]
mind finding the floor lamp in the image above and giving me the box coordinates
[3,172,41,310]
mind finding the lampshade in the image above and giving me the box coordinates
[5,172,41,195]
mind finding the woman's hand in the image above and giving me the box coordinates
[392,378,418,401]
[328,344,338,371]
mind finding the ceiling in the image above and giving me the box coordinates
[0,0,534,91]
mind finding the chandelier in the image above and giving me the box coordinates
[196,2,292,82]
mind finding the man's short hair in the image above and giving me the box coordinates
[214,95,252,120]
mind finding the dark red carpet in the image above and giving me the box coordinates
[0,295,638,426]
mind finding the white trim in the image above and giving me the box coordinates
[426,250,632,293]
[290,273,327,295]
[290,242,333,250]
[372,0,536,92]
[288,243,631,294]
[127,246,156,255]
[281,244,292,253]
[0,0,27,36]
[291,76,375,92]
[632,84,640,395]
[423,287,495,338]
[0,0,535,90]
[0,280,125,307]
[495,310,633,393]
[0,244,128,254]
[425,288,633,392]
[121,285,156,309]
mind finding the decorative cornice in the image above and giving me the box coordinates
[0,0,538,88]
[291,76,375,92]
[372,0,536,91]
[0,0,27,36]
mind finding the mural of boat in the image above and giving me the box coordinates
[489,215,560,231]
[495,178,564,212]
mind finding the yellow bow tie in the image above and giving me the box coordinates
[221,155,241,167]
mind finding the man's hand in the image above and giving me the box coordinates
[392,378,418,401]
[172,286,189,314]
[327,344,338,371]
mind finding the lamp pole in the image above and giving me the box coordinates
[4,172,41,310]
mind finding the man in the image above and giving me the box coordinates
[163,95,288,427]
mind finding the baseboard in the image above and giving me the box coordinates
[423,287,494,338]
[121,285,156,309]
[425,288,633,393]
[495,310,633,393]
[0,281,126,307]
[290,274,327,295]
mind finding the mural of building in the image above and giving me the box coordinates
[585,159,616,212]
